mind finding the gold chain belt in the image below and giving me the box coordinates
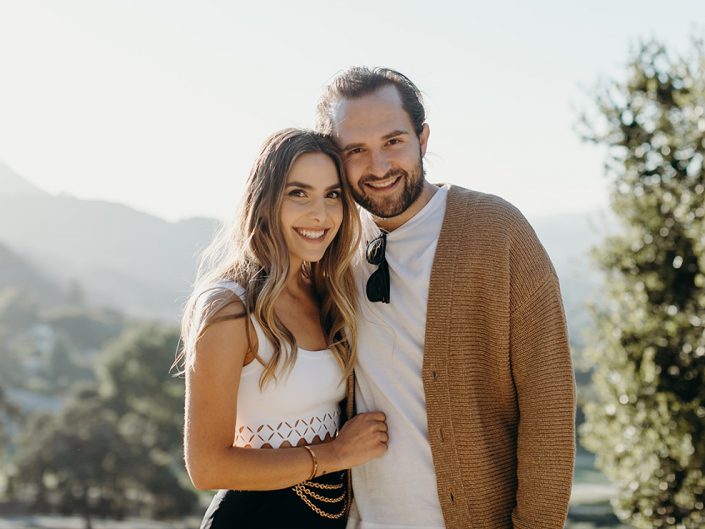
[291,474,347,520]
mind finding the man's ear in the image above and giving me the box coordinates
[419,123,430,156]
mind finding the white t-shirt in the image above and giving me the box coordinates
[347,185,449,529]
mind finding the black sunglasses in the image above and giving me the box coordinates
[365,232,390,303]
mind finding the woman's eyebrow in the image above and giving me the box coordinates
[286,182,341,191]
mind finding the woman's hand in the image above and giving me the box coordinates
[331,411,388,469]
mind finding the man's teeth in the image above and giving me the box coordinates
[296,228,325,239]
[367,176,399,188]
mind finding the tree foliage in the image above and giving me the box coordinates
[10,324,196,526]
[0,287,39,331]
[580,38,705,528]
[0,386,21,467]
[44,305,125,351]
[96,324,184,455]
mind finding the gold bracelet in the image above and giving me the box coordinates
[302,445,318,481]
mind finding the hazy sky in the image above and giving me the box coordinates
[0,1,703,222]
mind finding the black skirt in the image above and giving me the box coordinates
[200,470,349,529]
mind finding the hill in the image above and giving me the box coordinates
[0,164,619,330]
[0,165,219,320]
[0,241,64,304]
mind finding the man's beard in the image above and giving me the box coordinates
[351,157,425,218]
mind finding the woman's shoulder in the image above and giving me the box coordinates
[195,279,248,309]
[198,279,245,300]
[191,280,249,331]
[191,281,253,358]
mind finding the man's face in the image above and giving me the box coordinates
[331,85,429,218]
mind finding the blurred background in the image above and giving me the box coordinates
[1,1,704,528]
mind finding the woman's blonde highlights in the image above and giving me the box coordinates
[177,129,360,388]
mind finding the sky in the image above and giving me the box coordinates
[0,0,703,222]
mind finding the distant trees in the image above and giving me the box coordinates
[97,325,185,456]
[41,307,125,391]
[44,305,125,351]
[580,39,705,528]
[0,283,126,394]
[12,390,138,529]
[10,324,196,528]
[0,288,38,331]
[0,386,20,467]
[0,290,35,482]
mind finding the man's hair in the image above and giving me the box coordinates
[316,67,426,137]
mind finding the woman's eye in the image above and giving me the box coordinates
[327,190,341,199]
[288,189,306,198]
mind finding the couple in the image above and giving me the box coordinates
[179,67,576,529]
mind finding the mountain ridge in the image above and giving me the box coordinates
[0,162,46,196]
[0,180,220,320]
[0,167,614,327]
[0,241,65,303]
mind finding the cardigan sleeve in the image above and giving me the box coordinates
[509,274,576,529]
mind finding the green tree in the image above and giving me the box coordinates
[0,328,23,388]
[12,388,140,529]
[11,325,197,525]
[44,306,125,351]
[0,386,21,468]
[97,324,185,457]
[98,325,197,520]
[580,39,705,528]
[47,338,78,389]
[0,287,38,330]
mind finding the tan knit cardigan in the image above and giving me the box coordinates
[347,185,576,529]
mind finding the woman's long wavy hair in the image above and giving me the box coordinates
[176,128,360,388]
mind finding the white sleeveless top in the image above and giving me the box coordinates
[200,281,346,449]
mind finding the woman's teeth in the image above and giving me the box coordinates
[296,228,326,240]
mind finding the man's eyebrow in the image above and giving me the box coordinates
[341,130,409,151]
[286,181,341,191]
[381,130,409,141]
[341,142,364,152]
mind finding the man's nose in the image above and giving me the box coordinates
[369,150,391,177]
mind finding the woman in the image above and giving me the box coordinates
[177,129,387,529]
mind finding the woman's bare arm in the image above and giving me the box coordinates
[184,302,386,491]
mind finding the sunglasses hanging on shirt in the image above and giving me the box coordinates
[365,232,390,304]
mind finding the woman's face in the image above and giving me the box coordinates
[279,152,344,268]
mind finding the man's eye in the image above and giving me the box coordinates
[347,148,363,156]
[387,138,401,145]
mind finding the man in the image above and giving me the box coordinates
[316,67,576,529]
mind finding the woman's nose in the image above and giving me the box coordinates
[307,197,326,223]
